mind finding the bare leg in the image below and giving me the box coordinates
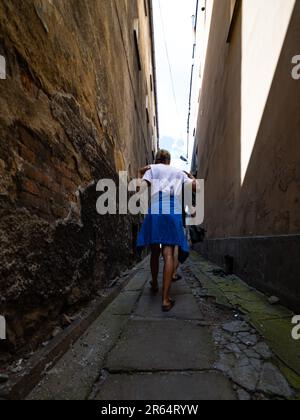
[162,246,175,307]
[150,245,160,289]
[173,246,180,280]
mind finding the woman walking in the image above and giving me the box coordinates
[137,150,196,312]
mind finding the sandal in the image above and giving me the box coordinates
[162,299,176,312]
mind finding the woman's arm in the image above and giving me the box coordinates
[184,171,197,192]
[137,166,151,193]
[138,165,151,178]
[183,171,195,180]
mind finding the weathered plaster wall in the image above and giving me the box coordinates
[0,0,158,348]
[194,0,300,309]
[196,0,300,238]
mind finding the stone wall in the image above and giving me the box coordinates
[0,0,158,349]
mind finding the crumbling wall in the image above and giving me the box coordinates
[0,0,157,349]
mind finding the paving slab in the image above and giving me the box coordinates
[124,272,150,292]
[187,253,300,395]
[27,313,129,400]
[135,294,204,321]
[143,280,191,296]
[95,371,236,401]
[107,291,141,316]
[105,319,216,372]
[258,363,294,399]
[26,256,239,401]
[251,317,300,376]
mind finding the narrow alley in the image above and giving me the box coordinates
[0,0,300,404]
[25,253,298,401]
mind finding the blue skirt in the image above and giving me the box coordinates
[137,193,190,264]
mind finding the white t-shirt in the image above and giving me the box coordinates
[143,164,193,198]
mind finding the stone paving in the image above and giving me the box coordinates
[27,254,299,400]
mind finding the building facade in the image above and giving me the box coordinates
[193,0,300,310]
[0,0,158,348]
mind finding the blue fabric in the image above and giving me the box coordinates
[137,193,189,263]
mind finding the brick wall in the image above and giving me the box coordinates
[0,0,158,349]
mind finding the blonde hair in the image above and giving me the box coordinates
[155,149,171,164]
